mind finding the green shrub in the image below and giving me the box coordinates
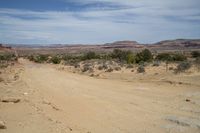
[50,56,61,64]
[0,53,16,61]
[191,51,200,58]
[28,55,35,61]
[136,49,153,63]
[39,55,48,62]
[155,53,173,61]
[172,53,187,61]
[126,52,135,64]
[106,68,114,72]
[28,54,49,63]
[111,49,135,64]
[155,53,187,62]
[83,51,97,60]
[174,62,191,73]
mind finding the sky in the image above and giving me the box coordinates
[0,0,200,45]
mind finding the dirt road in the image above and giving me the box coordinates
[0,59,200,133]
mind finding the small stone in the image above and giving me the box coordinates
[186,99,190,102]
[0,121,6,129]
[1,98,20,103]
[23,92,28,95]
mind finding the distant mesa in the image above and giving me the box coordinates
[103,40,144,49]
[151,39,200,48]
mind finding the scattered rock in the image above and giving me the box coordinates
[1,98,20,103]
[69,127,72,131]
[14,74,19,80]
[52,105,60,111]
[185,99,191,102]
[0,121,6,129]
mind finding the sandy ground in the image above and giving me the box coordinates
[0,58,200,133]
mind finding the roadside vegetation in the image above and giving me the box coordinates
[24,49,200,74]
[0,53,17,68]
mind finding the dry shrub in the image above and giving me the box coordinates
[174,62,191,73]
[137,65,145,73]
[114,67,121,71]
[106,68,114,72]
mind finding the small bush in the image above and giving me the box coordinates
[74,63,80,68]
[98,65,103,70]
[114,67,121,71]
[28,54,49,63]
[111,49,135,64]
[191,51,200,58]
[50,56,61,64]
[174,62,191,73]
[82,64,91,72]
[83,51,97,60]
[155,53,173,62]
[126,64,134,68]
[155,53,187,62]
[172,53,187,61]
[136,49,153,63]
[152,61,160,67]
[0,53,16,61]
[137,65,145,73]
[106,68,114,72]
[102,63,109,69]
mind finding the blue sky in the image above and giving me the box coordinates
[0,0,200,44]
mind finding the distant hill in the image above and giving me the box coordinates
[150,39,200,49]
[1,39,200,55]
[103,41,144,49]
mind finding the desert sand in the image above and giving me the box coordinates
[0,58,200,133]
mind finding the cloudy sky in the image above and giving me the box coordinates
[0,0,200,44]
